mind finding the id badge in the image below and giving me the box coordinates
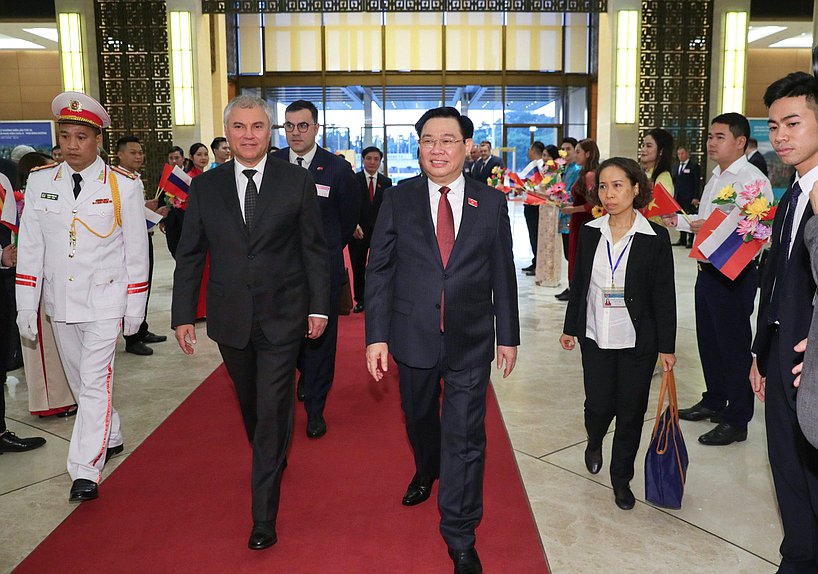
[602,287,626,308]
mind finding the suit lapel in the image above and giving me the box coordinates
[252,154,278,227]
[218,161,247,238]
[448,181,478,265]
[74,163,106,206]
[416,177,443,268]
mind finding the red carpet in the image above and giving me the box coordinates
[14,313,549,573]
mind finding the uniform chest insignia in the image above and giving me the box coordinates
[41,192,58,201]
[96,169,106,183]
[92,198,112,204]
[53,165,64,181]
[110,165,138,180]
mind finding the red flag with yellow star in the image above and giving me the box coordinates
[641,182,681,218]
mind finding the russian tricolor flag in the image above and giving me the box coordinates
[697,207,766,280]
[158,164,190,202]
[145,207,163,230]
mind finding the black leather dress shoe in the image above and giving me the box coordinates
[247,524,277,550]
[142,331,167,344]
[296,377,305,402]
[105,443,124,463]
[402,474,435,506]
[125,341,153,356]
[0,431,46,453]
[57,404,78,418]
[613,485,635,510]
[448,547,482,574]
[678,400,722,422]
[521,264,535,272]
[698,423,747,446]
[584,446,602,475]
[524,269,536,276]
[306,414,326,439]
[555,288,570,301]
[69,479,98,502]
[353,303,365,313]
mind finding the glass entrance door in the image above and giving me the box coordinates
[502,125,561,173]
[383,124,420,183]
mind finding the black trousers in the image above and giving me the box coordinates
[298,280,340,417]
[125,232,154,344]
[523,204,539,266]
[561,233,569,261]
[218,324,300,525]
[580,338,657,488]
[695,263,756,430]
[765,329,818,573]
[397,340,491,551]
[348,236,369,305]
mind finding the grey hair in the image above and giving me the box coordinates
[223,94,274,128]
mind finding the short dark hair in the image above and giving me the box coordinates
[414,106,474,139]
[361,146,383,159]
[543,145,559,160]
[210,136,227,151]
[479,140,492,148]
[747,138,758,147]
[764,71,818,111]
[286,99,319,123]
[562,137,578,147]
[167,146,184,157]
[530,141,545,154]
[591,157,653,210]
[711,113,750,151]
[116,135,141,152]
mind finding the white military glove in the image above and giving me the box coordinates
[123,316,143,337]
[16,309,38,341]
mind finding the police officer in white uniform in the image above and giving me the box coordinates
[15,92,149,502]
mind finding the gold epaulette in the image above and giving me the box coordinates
[110,165,138,180]
[30,163,58,172]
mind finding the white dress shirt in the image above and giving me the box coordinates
[675,155,772,233]
[289,144,318,170]
[789,164,818,257]
[233,155,267,224]
[428,174,465,237]
[584,211,656,349]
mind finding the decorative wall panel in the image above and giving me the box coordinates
[639,0,713,161]
[202,0,606,12]
[95,0,173,192]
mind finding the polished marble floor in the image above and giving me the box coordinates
[0,202,783,573]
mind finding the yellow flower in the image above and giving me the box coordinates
[744,196,770,220]
[592,205,605,218]
[546,159,555,167]
[716,185,736,201]
[558,149,568,158]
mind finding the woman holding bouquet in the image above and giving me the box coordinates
[562,139,600,289]
[560,157,676,510]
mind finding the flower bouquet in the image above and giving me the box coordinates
[711,180,777,242]
[487,165,513,194]
[526,150,570,207]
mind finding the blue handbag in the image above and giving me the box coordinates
[644,369,689,509]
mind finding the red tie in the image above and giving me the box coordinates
[368,176,375,203]
[437,186,454,331]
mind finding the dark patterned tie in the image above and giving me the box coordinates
[243,169,258,229]
[769,181,803,323]
[296,157,304,168]
[437,186,454,331]
[72,173,82,199]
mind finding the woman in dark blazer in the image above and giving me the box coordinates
[559,157,677,510]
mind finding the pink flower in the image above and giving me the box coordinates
[743,179,765,197]
[752,223,772,241]
[736,217,758,237]
[555,158,567,166]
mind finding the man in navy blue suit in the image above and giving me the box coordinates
[751,71,818,573]
[274,100,359,439]
[365,107,519,574]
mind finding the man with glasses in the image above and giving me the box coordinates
[274,100,359,439]
[366,106,519,574]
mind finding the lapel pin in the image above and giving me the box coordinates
[468,198,478,208]
[317,166,324,171]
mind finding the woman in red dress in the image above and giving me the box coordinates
[186,143,210,319]
[562,138,601,285]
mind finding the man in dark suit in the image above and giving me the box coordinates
[750,72,818,573]
[350,146,392,313]
[746,137,769,177]
[469,140,503,184]
[365,107,520,574]
[671,146,701,247]
[172,95,330,550]
[273,100,359,439]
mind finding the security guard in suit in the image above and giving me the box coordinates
[15,91,149,502]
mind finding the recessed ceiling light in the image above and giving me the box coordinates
[23,27,58,42]
[747,25,786,43]
[0,37,44,50]
[770,33,813,48]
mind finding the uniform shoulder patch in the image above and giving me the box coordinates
[30,163,58,173]
[110,165,138,180]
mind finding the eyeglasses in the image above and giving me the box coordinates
[419,138,464,150]
[283,122,317,133]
